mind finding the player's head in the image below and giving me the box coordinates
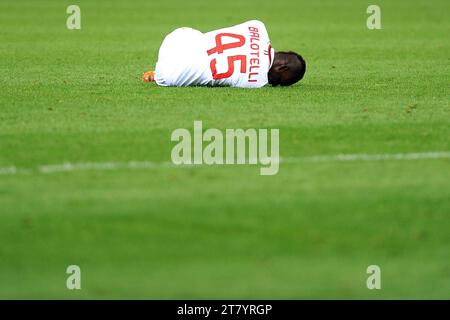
[268,51,306,86]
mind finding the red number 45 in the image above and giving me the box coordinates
[207,33,247,80]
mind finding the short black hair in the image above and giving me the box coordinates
[268,51,306,86]
[280,51,306,86]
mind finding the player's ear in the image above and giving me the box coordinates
[276,65,289,72]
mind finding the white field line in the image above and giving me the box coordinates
[285,151,450,163]
[0,151,449,176]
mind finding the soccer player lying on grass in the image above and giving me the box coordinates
[143,20,306,88]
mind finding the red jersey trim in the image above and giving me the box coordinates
[268,44,273,67]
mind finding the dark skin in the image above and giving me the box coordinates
[268,51,306,86]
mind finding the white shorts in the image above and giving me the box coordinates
[154,27,207,86]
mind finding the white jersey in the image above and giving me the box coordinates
[154,20,274,88]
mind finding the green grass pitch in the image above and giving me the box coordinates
[0,0,449,299]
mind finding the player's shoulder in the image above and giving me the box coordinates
[240,20,269,36]
[242,20,266,28]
